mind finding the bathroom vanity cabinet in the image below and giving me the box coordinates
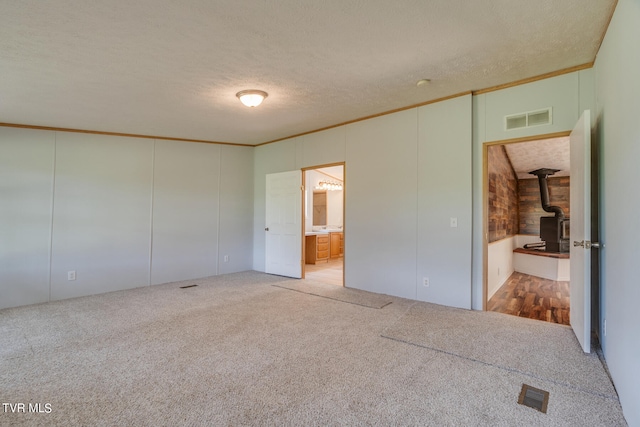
[330,232,344,259]
[305,234,329,264]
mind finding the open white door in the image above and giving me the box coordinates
[265,170,302,278]
[570,110,593,353]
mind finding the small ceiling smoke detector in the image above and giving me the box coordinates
[416,79,431,87]
[236,89,268,107]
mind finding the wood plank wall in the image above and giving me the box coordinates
[488,145,519,242]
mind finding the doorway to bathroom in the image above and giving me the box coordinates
[302,163,344,286]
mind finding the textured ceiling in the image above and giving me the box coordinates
[505,137,570,180]
[0,1,616,145]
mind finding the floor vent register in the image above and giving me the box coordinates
[518,384,549,413]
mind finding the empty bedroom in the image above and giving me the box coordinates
[2,1,639,426]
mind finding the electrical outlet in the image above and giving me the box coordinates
[423,277,430,287]
[223,255,229,263]
[67,270,76,281]
[450,217,458,228]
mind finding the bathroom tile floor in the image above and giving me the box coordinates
[304,258,343,286]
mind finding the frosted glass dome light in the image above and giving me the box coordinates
[236,90,268,107]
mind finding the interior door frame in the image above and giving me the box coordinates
[301,161,346,285]
[481,131,571,310]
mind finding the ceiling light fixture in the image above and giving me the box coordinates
[236,89,268,107]
[416,79,431,87]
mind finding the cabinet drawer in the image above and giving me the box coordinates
[317,250,329,259]
[317,243,329,251]
[317,235,329,243]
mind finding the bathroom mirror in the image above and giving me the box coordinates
[313,191,327,226]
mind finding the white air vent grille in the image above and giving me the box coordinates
[505,108,552,130]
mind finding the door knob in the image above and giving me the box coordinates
[265,227,269,231]
[573,240,601,249]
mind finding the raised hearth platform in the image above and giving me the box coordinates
[513,247,570,281]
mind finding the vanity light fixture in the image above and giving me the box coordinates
[236,89,268,107]
[315,180,343,191]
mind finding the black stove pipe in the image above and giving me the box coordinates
[529,168,565,219]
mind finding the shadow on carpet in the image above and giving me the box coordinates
[381,303,618,400]
[272,280,393,309]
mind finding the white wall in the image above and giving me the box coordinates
[483,73,580,142]
[416,95,472,308]
[345,109,419,299]
[218,145,255,275]
[512,252,569,282]
[594,0,640,424]
[254,96,473,306]
[0,128,54,308]
[0,129,254,309]
[487,237,515,300]
[326,188,343,227]
[151,140,220,285]
[296,126,347,168]
[50,133,153,300]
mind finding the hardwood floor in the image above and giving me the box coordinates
[488,272,570,325]
[304,258,343,286]
[306,264,568,324]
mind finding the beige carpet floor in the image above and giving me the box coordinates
[0,271,627,426]
[381,302,617,399]
[273,279,392,309]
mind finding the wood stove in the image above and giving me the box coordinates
[529,168,570,253]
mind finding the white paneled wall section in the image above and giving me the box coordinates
[345,109,419,299]
[50,133,154,300]
[594,0,640,424]
[218,145,255,275]
[417,95,472,308]
[151,140,220,285]
[0,128,55,308]
[0,130,254,309]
